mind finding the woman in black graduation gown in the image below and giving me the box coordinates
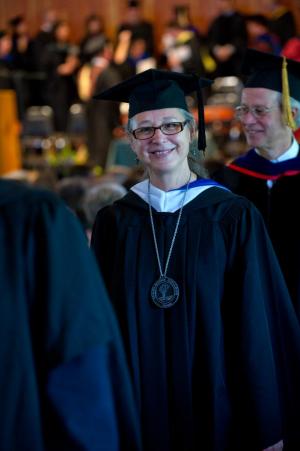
[91,69,300,451]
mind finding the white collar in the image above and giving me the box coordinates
[131,179,216,212]
[255,136,299,162]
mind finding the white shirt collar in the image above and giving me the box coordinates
[255,136,299,163]
[131,180,215,212]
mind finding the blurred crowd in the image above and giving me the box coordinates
[0,0,299,189]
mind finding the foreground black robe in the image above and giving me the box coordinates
[0,180,140,450]
[92,185,300,451]
[212,149,300,321]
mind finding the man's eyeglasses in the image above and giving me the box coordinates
[235,105,276,119]
[131,121,188,140]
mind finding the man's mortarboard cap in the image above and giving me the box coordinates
[243,48,300,100]
[242,48,300,129]
[94,68,212,150]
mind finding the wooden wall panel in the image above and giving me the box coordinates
[0,0,299,46]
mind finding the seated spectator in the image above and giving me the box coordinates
[114,30,156,80]
[32,7,58,62]
[8,15,35,72]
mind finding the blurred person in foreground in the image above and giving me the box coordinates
[91,68,300,450]
[0,178,140,450]
[212,49,300,322]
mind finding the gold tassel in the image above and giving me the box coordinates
[282,57,297,130]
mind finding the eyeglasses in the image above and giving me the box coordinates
[235,105,276,119]
[131,121,188,140]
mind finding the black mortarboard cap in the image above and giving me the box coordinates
[94,69,212,151]
[242,48,300,101]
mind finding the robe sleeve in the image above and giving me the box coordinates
[222,202,300,449]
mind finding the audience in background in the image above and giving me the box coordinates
[0,178,141,450]
[42,20,80,132]
[159,20,205,75]
[245,14,281,55]
[282,35,300,62]
[0,30,14,90]
[207,0,248,77]
[55,175,88,229]
[117,0,154,57]
[267,0,297,46]
[114,30,154,79]
[8,15,35,73]
[1,2,299,172]
[85,38,122,168]
[79,14,107,66]
[83,180,127,240]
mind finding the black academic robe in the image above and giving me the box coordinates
[42,42,79,132]
[212,149,300,321]
[0,180,140,450]
[91,185,300,451]
[207,12,247,77]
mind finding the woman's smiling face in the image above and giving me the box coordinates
[129,108,193,177]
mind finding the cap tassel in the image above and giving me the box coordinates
[194,78,206,153]
[282,57,297,130]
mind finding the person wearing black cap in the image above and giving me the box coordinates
[91,68,300,450]
[212,48,300,324]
